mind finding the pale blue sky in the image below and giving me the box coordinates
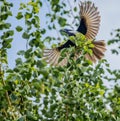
[6,0,120,69]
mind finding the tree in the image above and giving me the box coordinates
[0,0,120,120]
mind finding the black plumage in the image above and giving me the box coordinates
[77,18,87,35]
[57,40,75,51]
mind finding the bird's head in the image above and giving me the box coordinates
[60,29,76,36]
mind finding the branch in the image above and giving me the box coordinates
[67,0,78,24]
[65,105,69,121]
[0,64,16,120]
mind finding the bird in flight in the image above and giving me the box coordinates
[43,1,106,66]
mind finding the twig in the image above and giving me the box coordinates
[44,0,61,41]
[0,64,16,120]
[65,105,69,121]
[67,0,78,24]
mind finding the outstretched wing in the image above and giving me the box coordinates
[43,48,68,66]
[77,1,100,39]
[43,40,75,66]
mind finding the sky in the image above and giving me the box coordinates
[6,0,120,70]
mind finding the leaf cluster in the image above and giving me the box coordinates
[0,0,120,121]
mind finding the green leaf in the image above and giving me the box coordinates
[25,12,32,20]
[111,49,119,55]
[16,12,23,19]
[31,18,36,24]
[17,116,26,121]
[74,7,77,12]
[58,17,66,27]
[2,38,13,49]
[4,23,11,29]
[41,29,46,34]
[19,3,26,9]
[26,111,37,120]
[0,22,6,30]
[15,58,22,65]
[9,30,14,36]
[1,13,8,20]
[16,26,23,32]
[34,6,40,13]
[51,0,59,6]
[44,36,52,42]
[17,50,25,55]
[87,49,93,55]
[1,30,14,39]
[22,32,30,39]
[34,15,40,23]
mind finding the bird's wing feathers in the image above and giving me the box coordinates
[43,48,68,66]
[43,40,75,66]
[77,1,100,39]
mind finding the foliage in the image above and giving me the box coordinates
[108,29,120,55]
[0,0,120,121]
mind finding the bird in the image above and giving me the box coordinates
[43,1,106,66]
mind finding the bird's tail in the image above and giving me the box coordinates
[43,48,68,66]
[85,40,106,63]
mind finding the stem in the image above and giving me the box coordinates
[65,105,69,121]
[2,79,12,106]
[0,64,16,120]
[2,109,8,117]
[67,0,77,24]
[44,0,61,41]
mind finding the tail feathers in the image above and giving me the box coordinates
[85,40,106,62]
[85,53,97,63]
[43,49,68,66]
